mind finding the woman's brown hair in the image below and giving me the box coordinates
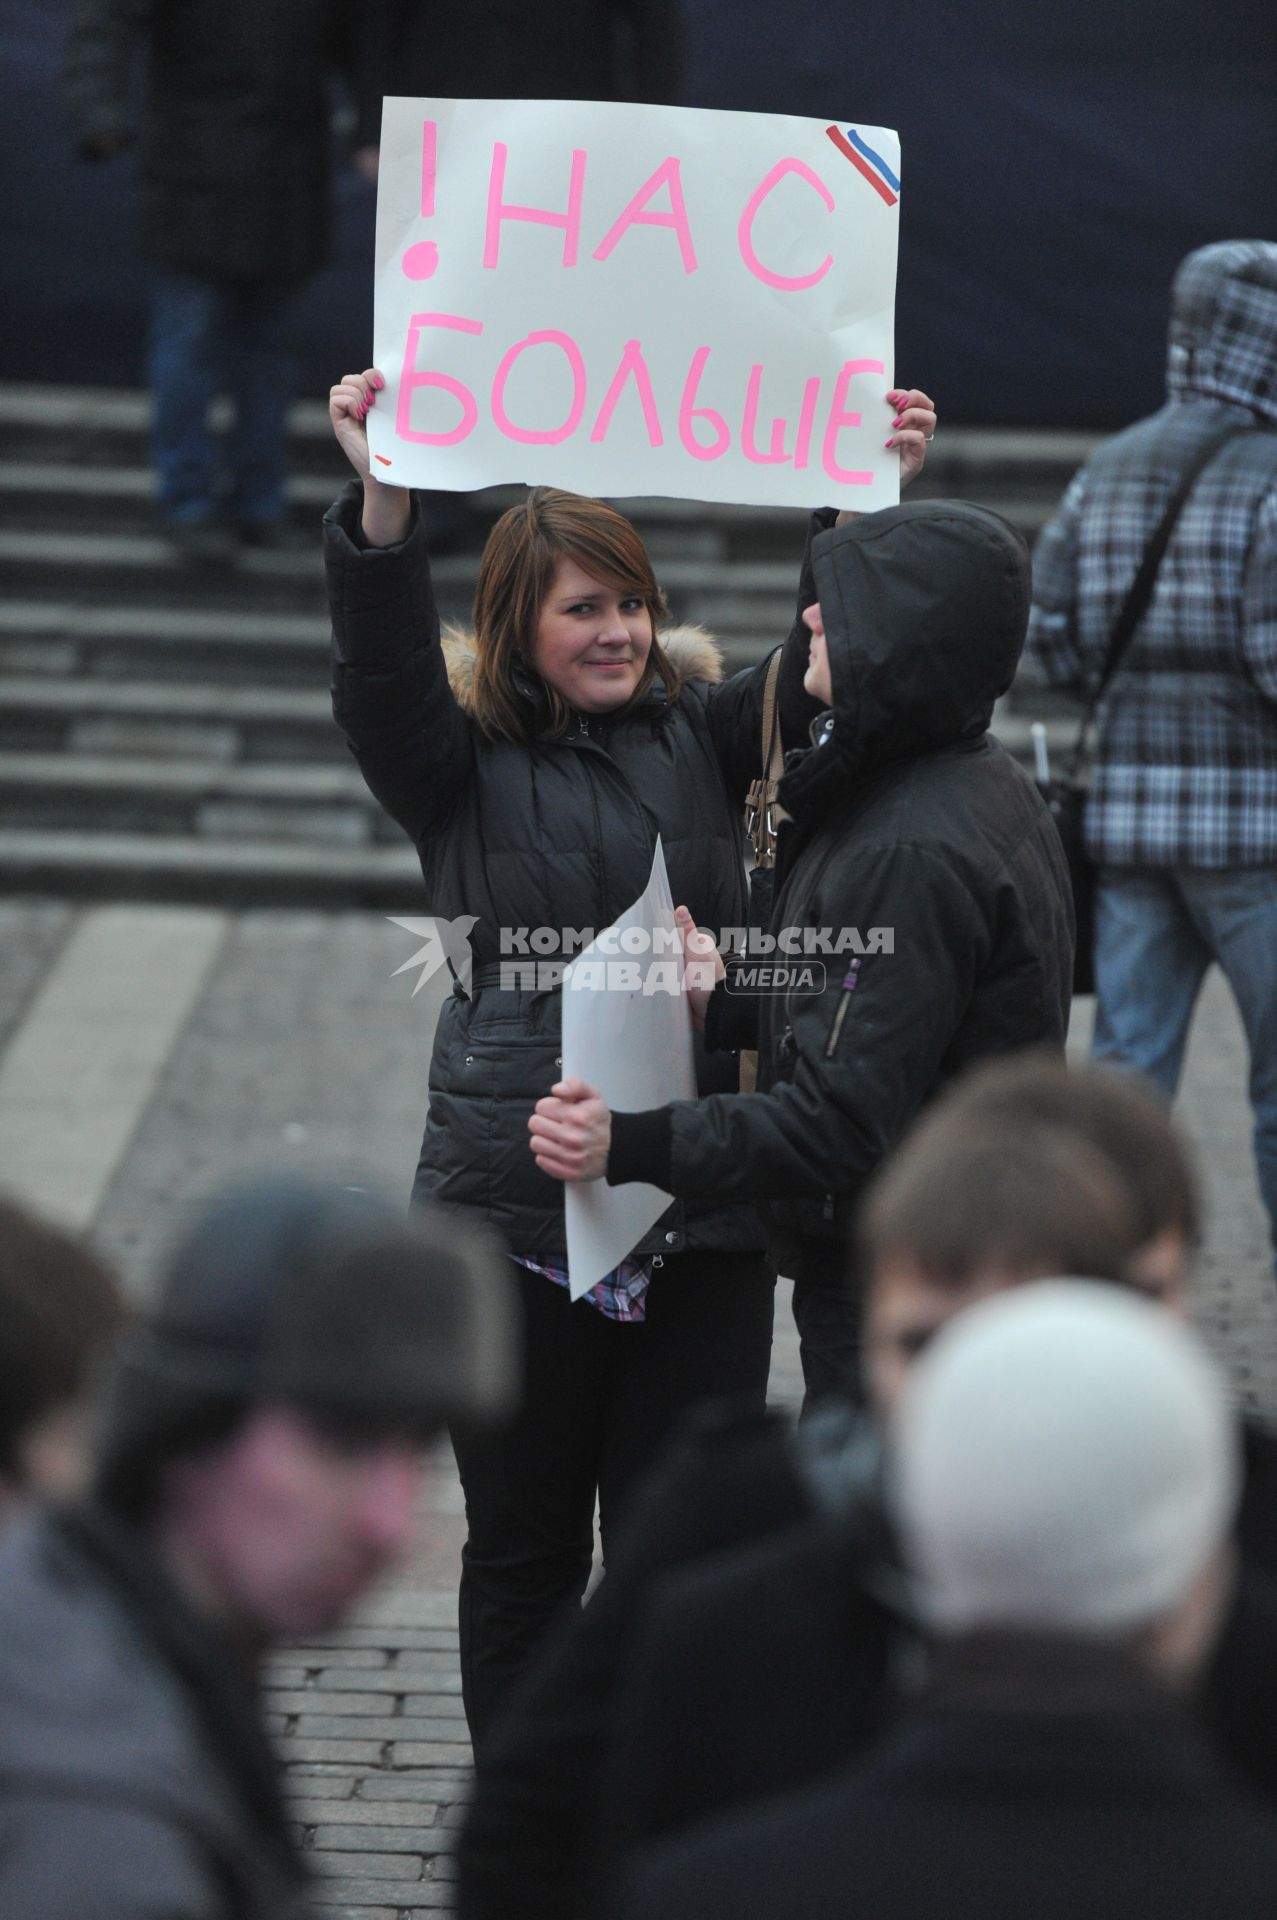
[467,488,677,742]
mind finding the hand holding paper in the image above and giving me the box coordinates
[529,898,715,1180]
[676,904,724,1032]
[529,1079,612,1183]
[536,840,696,1297]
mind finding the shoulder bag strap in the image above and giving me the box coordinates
[1065,422,1257,778]
[745,645,786,869]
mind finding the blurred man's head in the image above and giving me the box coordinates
[860,1055,1199,1414]
[0,1195,125,1517]
[94,1176,515,1644]
[889,1283,1238,1681]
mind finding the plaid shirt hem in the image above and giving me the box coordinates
[515,1254,655,1322]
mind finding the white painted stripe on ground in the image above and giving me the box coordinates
[0,905,227,1231]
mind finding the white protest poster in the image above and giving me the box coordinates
[560,838,696,1299]
[369,97,900,511]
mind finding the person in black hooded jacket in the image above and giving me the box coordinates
[325,366,937,1748]
[531,499,1075,1404]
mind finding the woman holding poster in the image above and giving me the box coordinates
[325,364,934,1748]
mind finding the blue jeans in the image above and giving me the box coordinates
[1092,866,1277,1275]
[147,269,300,526]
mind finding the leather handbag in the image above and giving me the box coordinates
[1041,422,1250,996]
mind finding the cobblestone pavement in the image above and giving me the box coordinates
[0,901,1272,1916]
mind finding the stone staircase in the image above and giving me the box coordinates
[0,384,1092,906]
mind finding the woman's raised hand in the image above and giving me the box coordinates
[329,367,410,547]
[329,368,384,482]
[886,387,937,489]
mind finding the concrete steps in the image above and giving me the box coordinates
[0,381,1094,907]
[0,829,420,908]
[0,751,400,845]
[0,601,330,687]
[0,673,339,762]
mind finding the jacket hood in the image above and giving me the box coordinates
[441,621,724,715]
[1166,240,1277,422]
[804,500,1030,776]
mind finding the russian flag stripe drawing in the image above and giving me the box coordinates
[845,129,901,192]
[824,126,899,207]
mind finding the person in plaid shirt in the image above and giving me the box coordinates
[1024,239,1277,1279]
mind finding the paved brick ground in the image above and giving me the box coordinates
[0,901,1271,1916]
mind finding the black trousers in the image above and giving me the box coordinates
[450,1251,775,1754]
[791,1271,865,1412]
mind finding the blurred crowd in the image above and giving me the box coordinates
[5,1050,1277,1916]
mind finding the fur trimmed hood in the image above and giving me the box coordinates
[441,622,725,714]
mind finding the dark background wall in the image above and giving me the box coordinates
[4,0,1273,427]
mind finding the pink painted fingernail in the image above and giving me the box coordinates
[892,415,905,428]
[884,438,897,449]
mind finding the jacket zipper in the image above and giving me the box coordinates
[824,957,862,1059]
[566,722,655,928]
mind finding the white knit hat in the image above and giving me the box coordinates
[889,1281,1239,1636]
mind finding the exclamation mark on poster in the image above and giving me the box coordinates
[403,120,440,279]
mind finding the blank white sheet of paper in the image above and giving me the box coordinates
[561,838,696,1298]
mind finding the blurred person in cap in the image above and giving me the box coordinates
[460,1061,1162,1917]
[582,1056,1277,1884]
[0,1192,126,1525]
[459,1056,1277,1918]
[0,1174,514,1920]
[614,1283,1277,1920]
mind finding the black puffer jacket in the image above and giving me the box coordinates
[326,482,819,1256]
[609,500,1075,1281]
[65,0,339,280]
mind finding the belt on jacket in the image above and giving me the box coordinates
[452,959,569,999]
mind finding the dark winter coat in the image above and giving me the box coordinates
[601,1506,1277,1863]
[65,0,339,280]
[611,1635,1277,1920]
[325,481,820,1255]
[609,500,1075,1283]
[0,1502,312,1920]
[350,0,683,152]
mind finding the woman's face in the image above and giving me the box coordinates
[532,558,653,714]
[802,601,833,705]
